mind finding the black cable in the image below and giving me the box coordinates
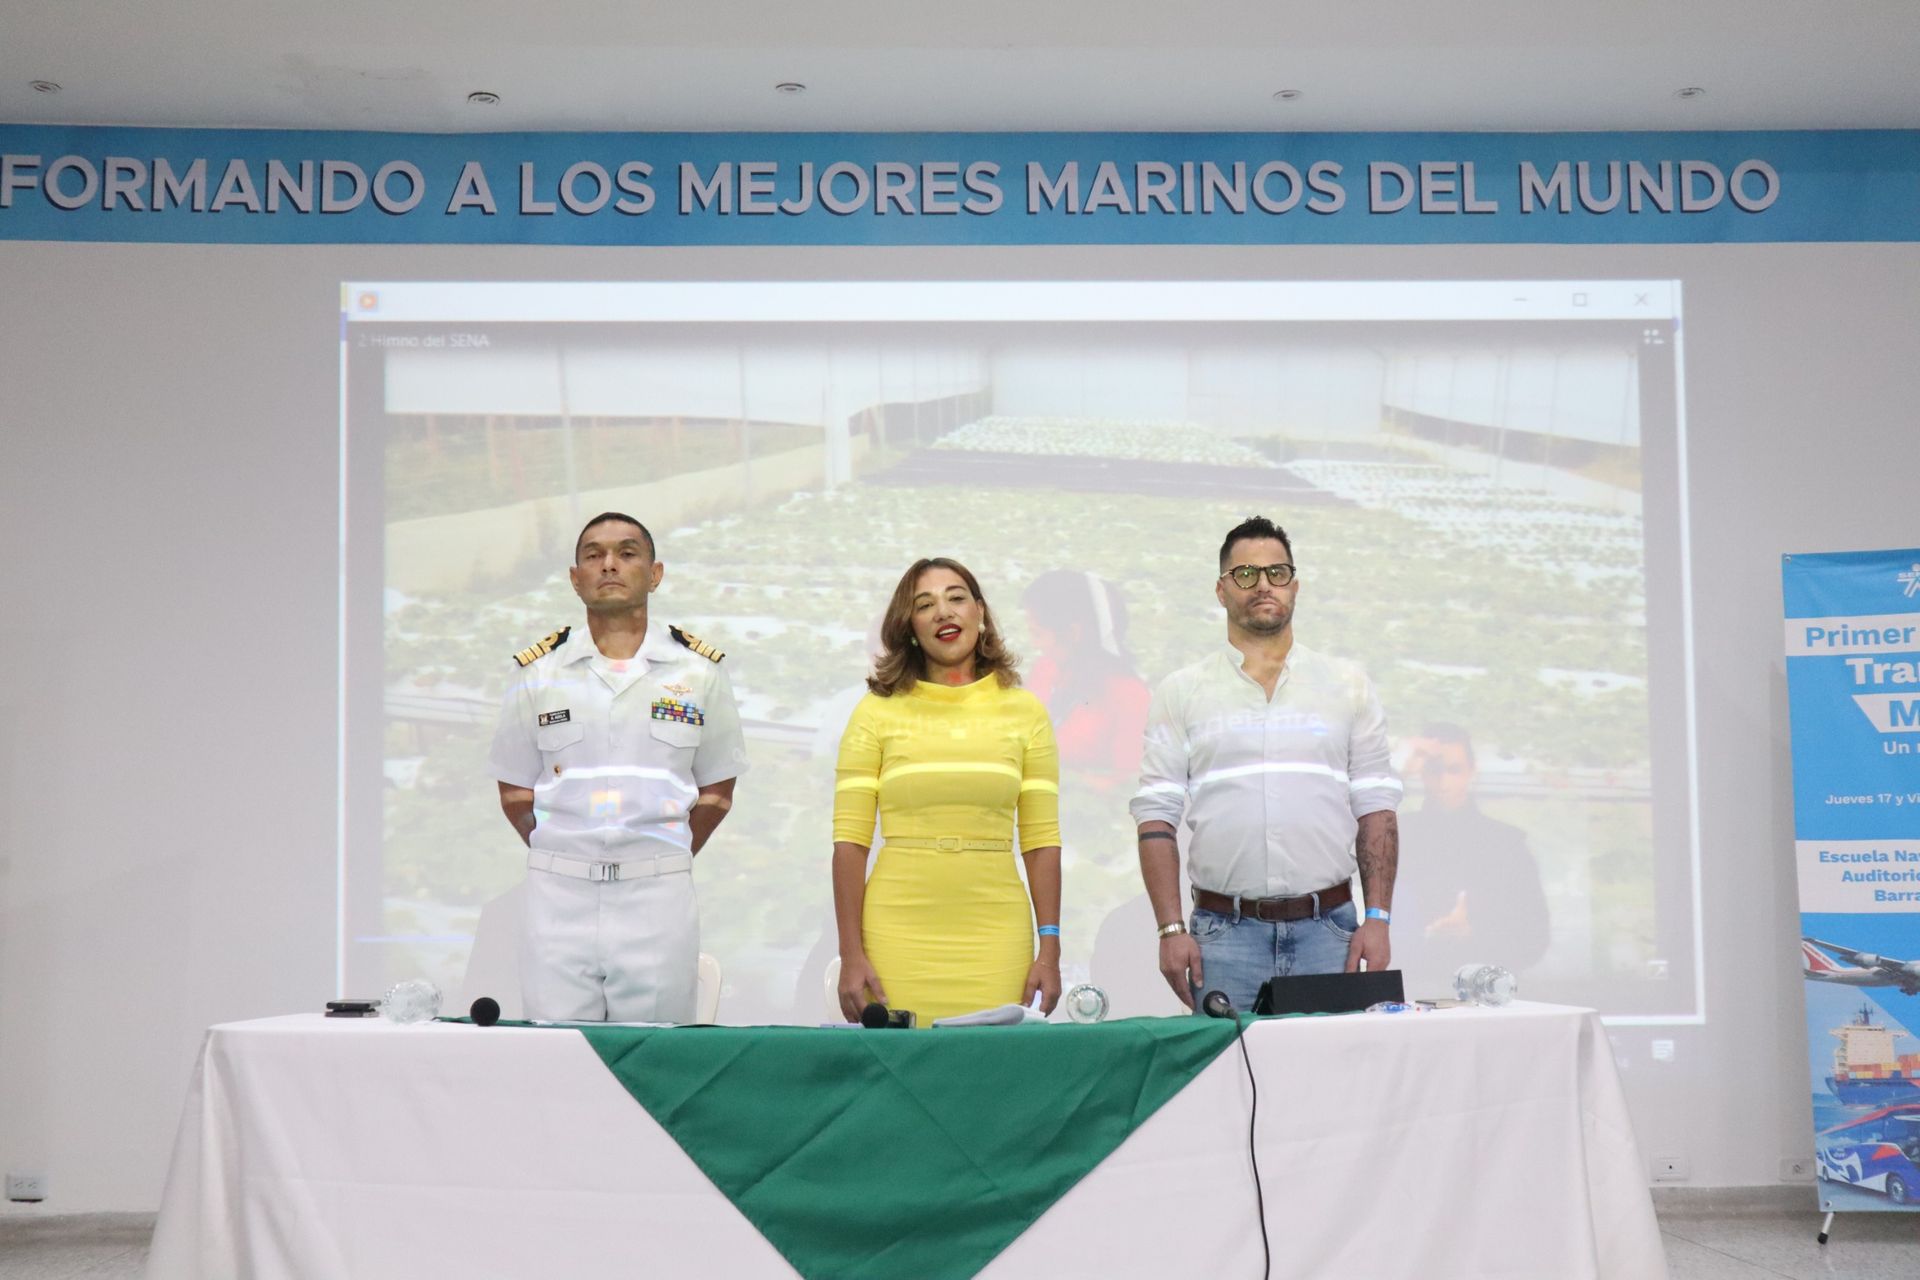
[1237,1021,1271,1279]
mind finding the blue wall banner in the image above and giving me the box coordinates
[1783,549,1920,1214]
[3,126,1920,247]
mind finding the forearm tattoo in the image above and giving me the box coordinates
[1356,811,1398,909]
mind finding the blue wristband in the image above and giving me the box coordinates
[1036,924,1061,937]
[1365,907,1392,924]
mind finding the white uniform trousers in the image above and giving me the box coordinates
[520,855,699,1023]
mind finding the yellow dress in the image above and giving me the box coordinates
[833,676,1061,1024]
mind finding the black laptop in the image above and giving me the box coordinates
[1254,968,1404,1015]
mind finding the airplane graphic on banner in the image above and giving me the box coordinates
[1805,937,1920,996]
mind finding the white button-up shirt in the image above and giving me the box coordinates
[489,622,749,858]
[1129,640,1401,897]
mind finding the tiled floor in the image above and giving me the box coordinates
[1657,1206,1918,1279]
[0,1216,150,1280]
[1,1206,1916,1277]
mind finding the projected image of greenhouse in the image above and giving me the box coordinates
[345,281,1696,1023]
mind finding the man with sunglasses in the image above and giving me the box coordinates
[1130,516,1402,1012]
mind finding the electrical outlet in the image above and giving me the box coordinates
[1780,1156,1814,1181]
[1651,1153,1690,1182]
[5,1172,47,1202]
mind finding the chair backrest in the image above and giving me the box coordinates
[823,955,843,1021]
[456,883,526,1021]
[696,952,722,1024]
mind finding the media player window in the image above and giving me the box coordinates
[339,279,1698,1024]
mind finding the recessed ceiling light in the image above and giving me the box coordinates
[1675,86,1706,100]
[467,91,501,106]
[1272,89,1303,102]
[30,80,61,95]
[774,82,807,95]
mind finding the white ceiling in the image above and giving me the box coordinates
[3,1,1919,134]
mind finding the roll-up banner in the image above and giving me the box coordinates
[1783,549,1920,1212]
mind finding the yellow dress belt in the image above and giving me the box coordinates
[882,836,1014,852]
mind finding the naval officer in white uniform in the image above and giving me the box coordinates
[489,511,748,1023]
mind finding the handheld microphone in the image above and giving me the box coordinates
[470,996,501,1027]
[1201,990,1237,1019]
[860,1001,916,1029]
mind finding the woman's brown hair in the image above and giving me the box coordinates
[867,557,1021,697]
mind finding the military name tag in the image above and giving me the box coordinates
[538,709,571,727]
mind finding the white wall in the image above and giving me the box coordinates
[1,239,1915,1211]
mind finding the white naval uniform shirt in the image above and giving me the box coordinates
[488,622,749,859]
[1128,640,1401,898]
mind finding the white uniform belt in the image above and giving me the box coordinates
[882,836,1013,852]
[528,848,693,882]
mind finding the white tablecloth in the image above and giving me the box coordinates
[147,1003,1665,1279]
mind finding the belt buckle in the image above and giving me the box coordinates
[589,861,621,883]
[934,836,962,852]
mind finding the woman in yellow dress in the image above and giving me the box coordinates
[832,557,1063,1024]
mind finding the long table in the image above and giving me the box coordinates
[146,1003,1665,1279]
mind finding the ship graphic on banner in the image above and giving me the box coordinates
[1823,1001,1920,1106]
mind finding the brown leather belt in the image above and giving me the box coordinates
[1192,881,1353,922]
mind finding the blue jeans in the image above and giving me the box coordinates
[1188,899,1358,1014]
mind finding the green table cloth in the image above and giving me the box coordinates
[580,1017,1241,1280]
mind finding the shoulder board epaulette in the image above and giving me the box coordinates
[512,627,571,667]
[670,625,725,663]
